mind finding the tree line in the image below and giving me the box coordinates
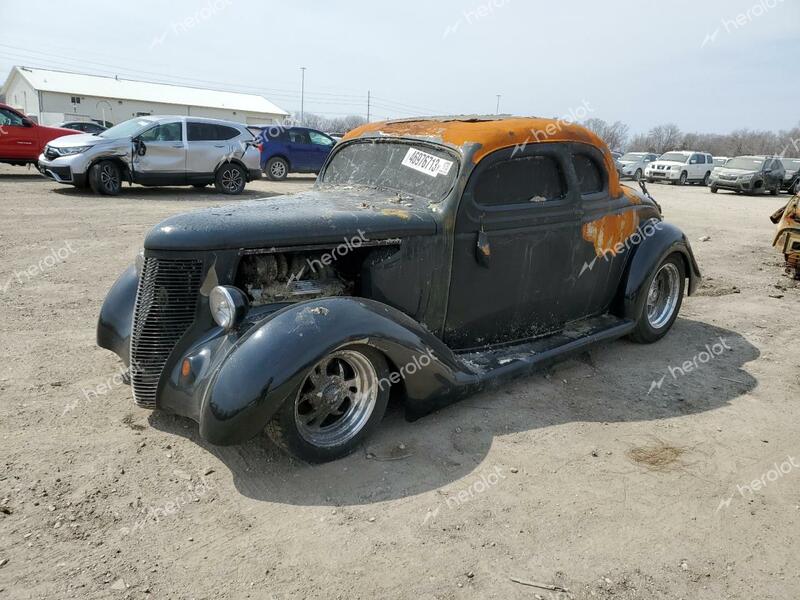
[581,118,800,158]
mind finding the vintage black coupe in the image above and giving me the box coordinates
[98,116,701,462]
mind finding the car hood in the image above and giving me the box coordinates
[716,167,757,177]
[145,186,439,252]
[47,132,113,148]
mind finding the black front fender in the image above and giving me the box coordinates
[620,220,701,320]
[199,297,474,445]
[97,265,138,365]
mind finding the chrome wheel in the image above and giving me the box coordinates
[294,350,378,448]
[646,262,681,329]
[100,164,120,191]
[270,160,287,179]
[220,167,243,192]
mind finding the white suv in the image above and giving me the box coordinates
[644,151,714,186]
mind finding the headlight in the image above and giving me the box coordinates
[739,173,755,181]
[209,286,248,331]
[56,145,91,156]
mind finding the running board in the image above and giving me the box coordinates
[456,314,635,387]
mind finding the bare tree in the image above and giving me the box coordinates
[648,124,683,154]
[292,112,367,134]
[582,118,629,152]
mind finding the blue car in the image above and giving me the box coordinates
[258,126,336,180]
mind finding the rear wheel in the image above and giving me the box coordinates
[702,171,711,186]
[629,254,685,344]
[214,163,246,194]
[266,156,289,181]
[89,160,122,195]
[771,180,780,196]
[634,168,642,181]
[266,345,390,463]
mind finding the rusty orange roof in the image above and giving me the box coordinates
[344,116,621,196]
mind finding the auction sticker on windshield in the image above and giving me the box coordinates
[401,147,453,177]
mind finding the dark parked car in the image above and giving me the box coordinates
[780,157,800,194]
[258,125,336,180]
[97,116,700,463]
[708,155,784,195]
[59,121,107,134]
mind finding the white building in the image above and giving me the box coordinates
[1,66,288,127]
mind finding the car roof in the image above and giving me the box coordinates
[344,115,621,195]
[144,115,245,128]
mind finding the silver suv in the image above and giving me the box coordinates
[617,152,658,181]
[38,116,261,195]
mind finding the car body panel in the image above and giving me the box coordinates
[258,126,336,173]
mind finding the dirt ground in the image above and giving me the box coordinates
[0,164,798,600]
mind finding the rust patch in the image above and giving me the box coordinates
[344,117,622,197]
[381,208,411,219]
[772,196,800,279]
[621,185,643,205]
[582,210,640,257]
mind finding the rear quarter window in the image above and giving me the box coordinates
[475,155,566,206]
[571,154,604,195]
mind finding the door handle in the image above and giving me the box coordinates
[172,144,184,148]
[214,144,225,148]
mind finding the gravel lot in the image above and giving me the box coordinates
[0,164,798,600]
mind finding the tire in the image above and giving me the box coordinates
[710,185,718,194]
[647,177,655,184]
[770,180,780,196]
[88,160,122,195]
[265,345,390,463]
[266,156,289,181]
[793,180,800,195]
[675,171,688,186]
[702,171,710,186]
[214,163,246,194]
[629,254,685,344]
[634,169,642,181]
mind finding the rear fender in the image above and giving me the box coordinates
[199,297,472,445]
[618,220,701,320]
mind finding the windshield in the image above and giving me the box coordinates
[620,153,645,162]
[321,141,458,202]
[725,157,765,171]
[98,117,156,139]
[781,158,800,171]
[658,152,689,163]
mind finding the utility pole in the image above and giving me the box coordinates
[367,90,371,122]
[300,67,306,125]
[495,94,501,115]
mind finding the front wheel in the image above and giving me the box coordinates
[710,185,718,193]
[629,254,685,344]
[266,345,390,463]
[702,172,710,186]
[634,169,642,181]
[89,160,122,195]
[215,163,246,194]
[675,171,688,186]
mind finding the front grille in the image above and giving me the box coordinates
[130,257,203,408]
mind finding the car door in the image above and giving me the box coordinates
[132,120,187,184]
[287,129,315,171]
[444,143,582,349]
[688,153,704,180]
[186,122,241,183]
[307,130,335,172]
[0,107,36,160]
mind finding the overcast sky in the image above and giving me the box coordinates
[1,0,797,134]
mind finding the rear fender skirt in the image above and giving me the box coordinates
[199,297,474,445]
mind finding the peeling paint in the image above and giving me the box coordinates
[582,210,640,257]
[381,208,411,219]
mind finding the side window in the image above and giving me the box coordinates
[706,154,713,164]
[0,108,25,126]
[571,153,604,195]
[309,130,334,146]
[288,130,311,144]
[474,155,566,206]
[214,125,240,141]
[140,122,182,142]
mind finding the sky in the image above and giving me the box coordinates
[0,0,798,135]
